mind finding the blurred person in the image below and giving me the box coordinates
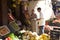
[31,9,37,32]
[44,13,60,34]
[36,7,45,35]
[8,9,15,22]
[52,13,60,27]
[53,13,60,23]
[31,9,37,20]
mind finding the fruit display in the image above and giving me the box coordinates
[5,33,19,40]
[5,30,50,40]
[5,37,12,40]
[18,30,50,40]
[38,33,50,40]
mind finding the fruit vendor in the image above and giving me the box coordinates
[36,7,45,35]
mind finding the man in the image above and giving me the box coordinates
[36,7,45,35]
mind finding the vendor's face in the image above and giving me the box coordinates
[37,9,41,12]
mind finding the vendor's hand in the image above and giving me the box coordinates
[44,25,53,31]
[52,20,58,23]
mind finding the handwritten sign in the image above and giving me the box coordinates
[9,21,20,31]
[0,25,10,36]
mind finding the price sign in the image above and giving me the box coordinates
[0,25,10,36]
[9,21,20,31]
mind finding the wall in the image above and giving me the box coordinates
[28,1,38,15]
[28,0,55,20]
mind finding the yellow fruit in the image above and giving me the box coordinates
[13,4,16,8]
[39,33,50,40]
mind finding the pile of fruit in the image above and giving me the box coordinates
[5,30,50,40]
[5,33,19,40]
[38,33,50,40]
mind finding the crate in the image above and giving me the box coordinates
[50,30,60,40]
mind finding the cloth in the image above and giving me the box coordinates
[36,12,43,19]
[31,13,37,19]
[37,19,45,26]
[39,26,44,35]
[31,20,36,32]
[36,12,45,26]
[31,13,37,32]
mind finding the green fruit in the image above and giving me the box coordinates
[8,33,19,40]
